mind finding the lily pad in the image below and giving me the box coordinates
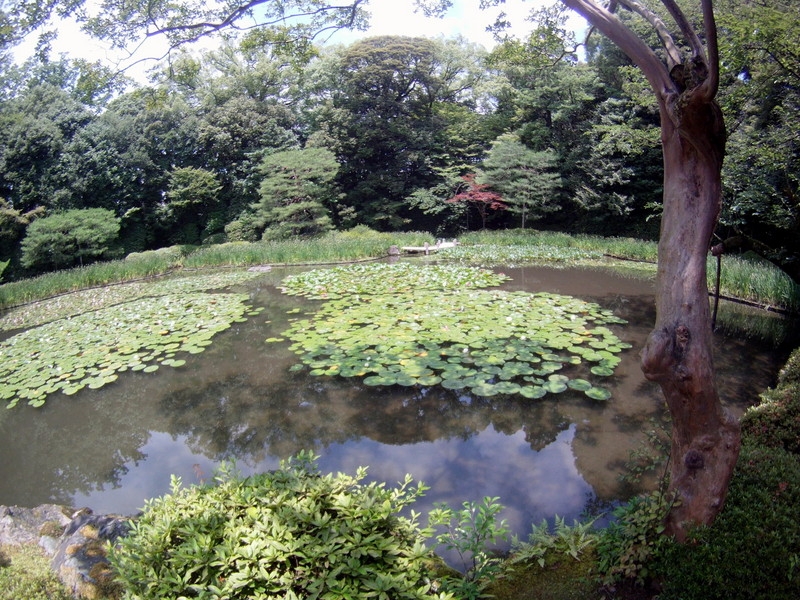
[281,286,630,400]
[0,291,253,408]
[586,386,613,401]
[280,263,511,299]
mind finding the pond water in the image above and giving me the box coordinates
[0,263,794,543]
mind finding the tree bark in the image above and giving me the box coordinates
[561,0,741,540]
[640,89,740,540]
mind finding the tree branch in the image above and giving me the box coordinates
[660,0,707,64]
[699,0,719,99]
[561,0,674,98]
[616,0,682,70]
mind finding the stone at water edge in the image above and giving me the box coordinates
[51,508,130,599]
[0,504,71,552]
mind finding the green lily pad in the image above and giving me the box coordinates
[567,378,593,391]
[586,386,613,401]
[279,283,630,401]
[590,365,615,377]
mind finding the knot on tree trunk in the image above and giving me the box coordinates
[641,323,693,385]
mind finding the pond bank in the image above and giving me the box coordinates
[1,504,127,599]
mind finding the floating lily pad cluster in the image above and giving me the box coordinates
[0,292,259,408]
[0,270,262,332]
[279,262,510,299]
[278,264,630,401]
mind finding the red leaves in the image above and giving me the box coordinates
[446,174,507,210]
[446,174,507,229]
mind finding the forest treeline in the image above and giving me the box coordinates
[0,0,797,281]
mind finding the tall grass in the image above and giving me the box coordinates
[711,255,800,313]
[460,229,659,262]
[0,250,185,310]
[0,230,433,310]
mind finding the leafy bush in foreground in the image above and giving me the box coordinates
[110,453,452,600]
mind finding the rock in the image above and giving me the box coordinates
[0,504,71,552]
[51,508,130,600]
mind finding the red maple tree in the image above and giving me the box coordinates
[446,174,507,230]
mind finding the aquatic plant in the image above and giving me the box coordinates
[279,262,510,299]
[280,287,629,400]
[0,288,261,408]
[0,270,261,332]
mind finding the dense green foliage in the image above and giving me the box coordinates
[655,443,800,600]
[1,1,797,285]
[109,453,453,600]
[21,208,120,271]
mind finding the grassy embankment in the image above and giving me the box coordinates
[1,228,798,313]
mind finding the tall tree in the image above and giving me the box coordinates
[315,36,458,229]
[555,0,738,539]
[254,147,339,240]
[479,133,561,228]
[714,0,800,277]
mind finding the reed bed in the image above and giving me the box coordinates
[0,230,433,310]
[711,255,800,313]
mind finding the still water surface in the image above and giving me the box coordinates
[0,264,792,539]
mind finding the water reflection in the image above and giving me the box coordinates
[0,264,793,541]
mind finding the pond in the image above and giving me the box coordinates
[0,262,794,543]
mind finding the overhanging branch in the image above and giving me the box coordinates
[561,0,674,98]
[617,0,682,70]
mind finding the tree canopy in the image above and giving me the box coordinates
[0,0,796,287]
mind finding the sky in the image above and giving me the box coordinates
[15,0,582,81]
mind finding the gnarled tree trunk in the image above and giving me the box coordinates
[561,0,741,540]
[640,87,739,539]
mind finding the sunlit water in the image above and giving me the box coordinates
[0,263,794,546]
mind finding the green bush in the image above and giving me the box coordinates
[109,453,453,600]
[740,347,800,454]
[741,383,800,454]
[655,443,800,600]
[594,489,677,586]
[21,208,121,271]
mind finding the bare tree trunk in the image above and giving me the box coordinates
[560,0,741,540]
[640,91,740,540]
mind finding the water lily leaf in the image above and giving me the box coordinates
[590,365,615,377]
[280,285,630,401]
[542,379,568,394]
[519,385,547,399]
[567,378,593,391]
[364,374,397,386]
[585,386,612,401]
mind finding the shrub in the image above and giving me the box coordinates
[21,208,121,272]
[109,453,453,600]
[594,489,677,586]
[740,347,800,454]
[429,497,509,599]
[655,443,800,599]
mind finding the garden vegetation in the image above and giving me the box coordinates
[0,231,798,599]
